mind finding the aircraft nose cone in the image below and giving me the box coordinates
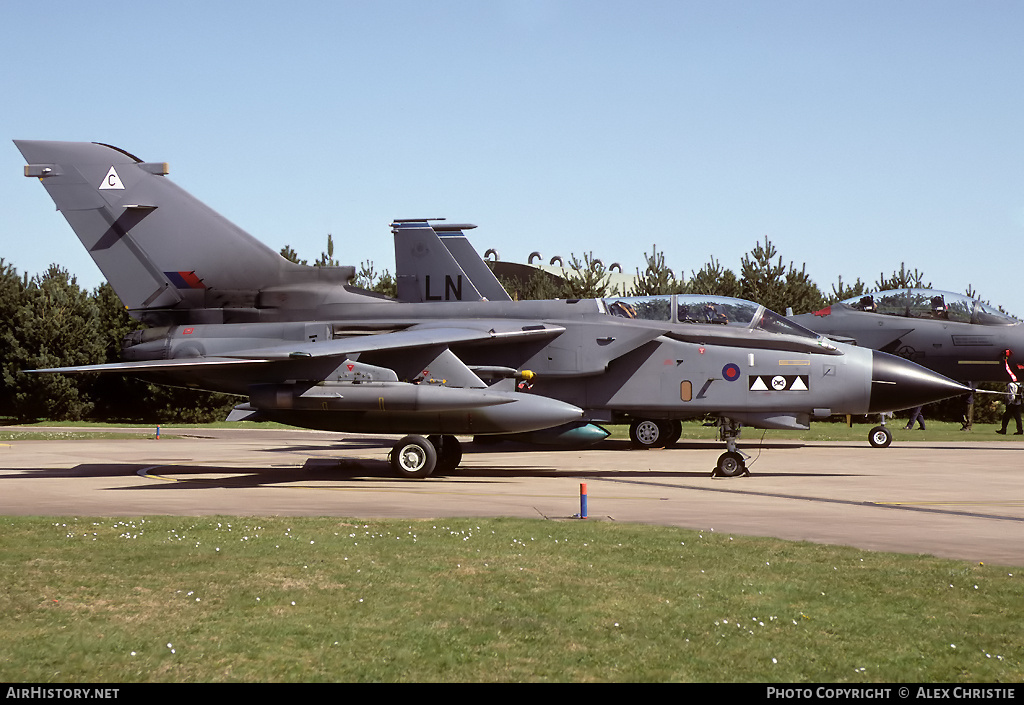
[868,350,970,413]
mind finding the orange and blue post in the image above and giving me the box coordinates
[580,482,588,519]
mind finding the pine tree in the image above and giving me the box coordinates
[0,260,26,417]
[562,252,612,299]
[315,233,339,267]
[629,245,681,296]
[875,263,931,291]
[736,236,824,314]
[4,265,104,421]
[781,262,825,314]
[829,275,867,303]
[353,261,397,298]
[683,256,742,298]
[279,245,307,265]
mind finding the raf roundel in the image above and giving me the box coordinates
[722,363,741,381]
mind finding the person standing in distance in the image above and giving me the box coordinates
[996,380,1023,435]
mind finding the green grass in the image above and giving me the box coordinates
[1,419,295,430]
[0,419,289,440]
[1,516,1020,682]
[0,430,182,441]
[5,419,1023,445]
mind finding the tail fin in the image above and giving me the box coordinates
[15,140,355,322]
[393,220,511,303]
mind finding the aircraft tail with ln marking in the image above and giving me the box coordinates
[15,140,358,324]
[393,219,511,303]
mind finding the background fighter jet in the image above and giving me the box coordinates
[393,220,512,304]
[16,140,969,478]
[790,289,1024,445]
[790,289,1024,383]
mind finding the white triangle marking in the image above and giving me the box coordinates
[790,376,808,391]
[99,166,125,190]
[750,376,768,391]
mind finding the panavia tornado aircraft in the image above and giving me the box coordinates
[789,290,1024,445]
[15,140,969,478]
[392,221,982,453]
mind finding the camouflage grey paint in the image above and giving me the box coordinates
[17,141,968,446]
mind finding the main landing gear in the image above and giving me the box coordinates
[628,418,682,449]
[388,434,463,478]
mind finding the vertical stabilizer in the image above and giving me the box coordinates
[15,140,338,318]
[439,231,512,302]
[393,220,510,303]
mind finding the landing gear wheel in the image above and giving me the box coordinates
[715,451,747,478]
[868,426,892,448]
[630,419,666,449]
[389,435,437,479]
[428,434,463,475]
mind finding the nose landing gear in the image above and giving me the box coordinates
[714,418,749,477]
[868,424,893,448]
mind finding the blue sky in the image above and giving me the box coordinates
[3,1,1023,314]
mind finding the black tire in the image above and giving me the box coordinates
[664,420,682,447]
[868,426,892,448]
[715,451,746,478]
[428,434,463,475]
[389,435,437,478]
[630,419,665,449]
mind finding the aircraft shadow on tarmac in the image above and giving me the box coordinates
[0,464,158,479]
[257,437,814,454]
[465,439,812,453]
[0,455,856,489]
[0,460,567,487]
[8,437,1007,488]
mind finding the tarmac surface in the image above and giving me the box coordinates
[1,427,1023,566]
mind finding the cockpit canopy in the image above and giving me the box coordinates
[602,294,821,339]
[841,289,1018,326]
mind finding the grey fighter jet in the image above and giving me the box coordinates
[790,290,1024,382]
[15,140,969,478]
[392,221,985,453]
[790,290,1024,445]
